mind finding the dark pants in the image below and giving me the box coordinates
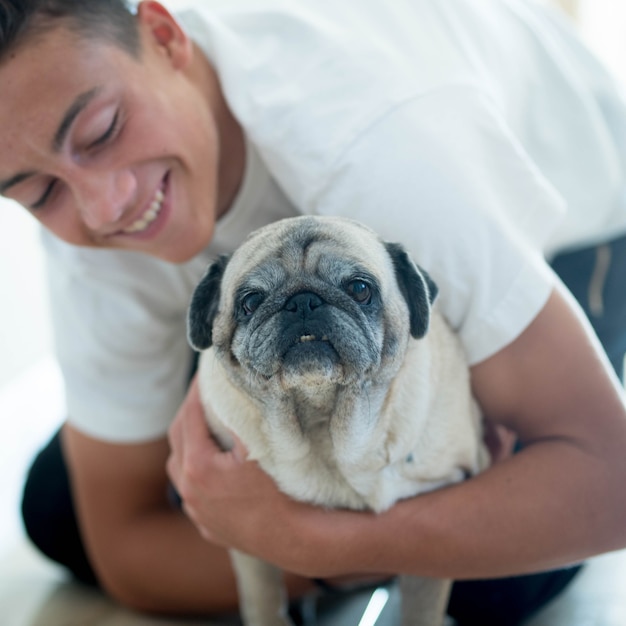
[21,234,626,625]
[550,238,626,381]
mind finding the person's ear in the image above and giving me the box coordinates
[136,1,193,69]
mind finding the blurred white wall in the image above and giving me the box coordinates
[0,202,52,387]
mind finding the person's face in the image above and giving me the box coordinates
[0,2,242,263]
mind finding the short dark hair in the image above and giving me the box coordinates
[0,0,140,61]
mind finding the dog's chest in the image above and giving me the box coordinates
[266,422,374,510]
[290,386,338,430]
[198,325,487,515]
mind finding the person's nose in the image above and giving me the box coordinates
[73,168,137,232]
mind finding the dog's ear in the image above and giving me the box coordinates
[384,242,438,339]
[187,254,231,350]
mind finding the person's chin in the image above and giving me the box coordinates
[154,231,213,264]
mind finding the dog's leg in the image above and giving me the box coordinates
[398,575,451,626]
[229,549,294,626]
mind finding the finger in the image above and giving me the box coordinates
[185,374,204,412]
[484,422,517,463]
[167,411,182,460]
[181,389,216,448]
[167,378,205,485]
[166,418,184,488]
[165,421,191,487]
[179,378,241,468]
[197,525,215,543]
[165,453,181,487]
[180,391,228,475]
[167,376,200,453]
[230,431,250,463]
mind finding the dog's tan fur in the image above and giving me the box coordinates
[188,216,489,626]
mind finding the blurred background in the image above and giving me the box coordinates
[0,0,625,583]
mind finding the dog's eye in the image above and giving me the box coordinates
[346,279,372,305]
[241,292,264,315]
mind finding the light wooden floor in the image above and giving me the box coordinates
[3,536,626,625]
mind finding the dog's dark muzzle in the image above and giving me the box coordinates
[284,291,324,316]
[239,288,380,382]
[278,291,340,361]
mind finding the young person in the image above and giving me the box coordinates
[4,0,626,624]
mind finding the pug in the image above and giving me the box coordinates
[187,215,489,626]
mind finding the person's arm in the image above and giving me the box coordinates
[167,283,626,579]
[62,415,313,615]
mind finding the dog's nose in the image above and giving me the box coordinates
[284,292,323,314]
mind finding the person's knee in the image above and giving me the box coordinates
[21,429,98,586]
[448,566,583,626]
[21,430,68,541]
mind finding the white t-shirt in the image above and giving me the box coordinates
[45,144,298,441]
[44,0,626,442]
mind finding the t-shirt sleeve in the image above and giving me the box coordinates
[305,84,566,364]
[43,238,197,443]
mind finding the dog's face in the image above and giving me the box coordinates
[188,216,437,393]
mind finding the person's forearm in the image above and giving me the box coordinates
[98,507,312,615]
[167,286,626,584]
[272,289,626,580]
[99,506,236,614]
[283,439,626,580]
[61,419,314,616]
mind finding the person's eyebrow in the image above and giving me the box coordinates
[0,87,102,195]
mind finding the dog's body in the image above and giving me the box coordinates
[188,216,489,626]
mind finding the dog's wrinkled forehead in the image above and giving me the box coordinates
[222,216,392,294]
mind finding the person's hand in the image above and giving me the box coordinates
[483,420,517,464]
[166,379,398,586]
[166,378,309,563]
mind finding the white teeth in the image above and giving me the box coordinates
[123,189,164,234]
[300,335,316,342]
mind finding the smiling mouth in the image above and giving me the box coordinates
[122,186,165,234]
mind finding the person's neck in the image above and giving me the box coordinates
[215,95,246,220]
[192,42,246,220]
